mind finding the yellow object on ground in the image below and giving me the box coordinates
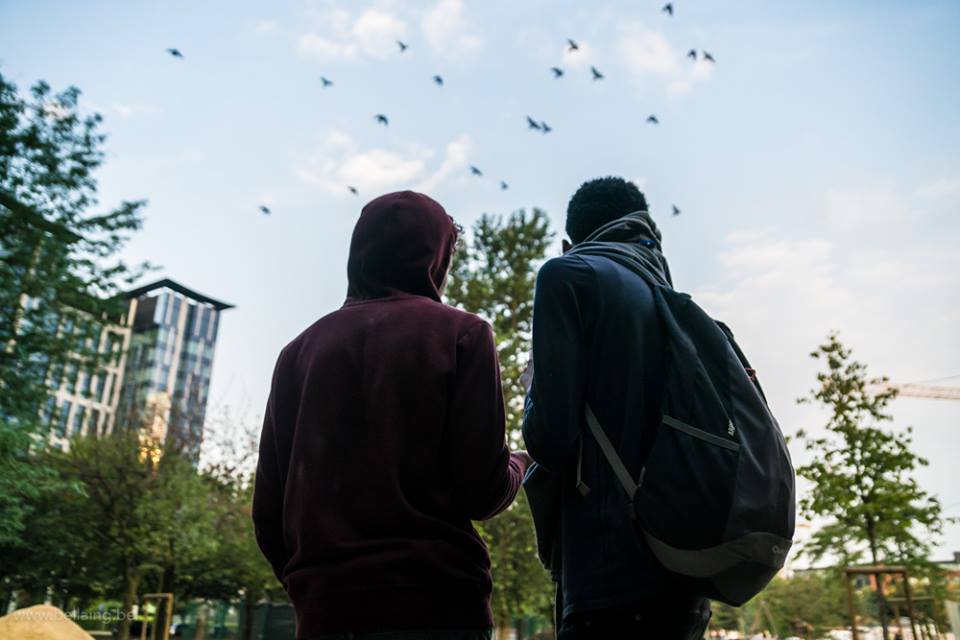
[0,604,93,640]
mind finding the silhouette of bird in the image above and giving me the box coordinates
[469,165,483,177]
[647,115,659,124]
[551,67,564,78]
[259,205,271,215]
[567,38,579,52]
[527,116,542,131]
[348,186,359,196]
[662,3,674,16]
[500,181,509,190]
[397,40,409,53]
[672,204,681,216]
[703,51,716,63]
[433,75,444,86]
[320,76,333,87]
[540,121,552,133]
[374,114,389,126]
[687,49,697,61]
[591,66,604,81]
[166,48,183,58]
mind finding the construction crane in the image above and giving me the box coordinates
[871,379,960,401]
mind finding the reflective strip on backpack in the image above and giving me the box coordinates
[583,404,640,500]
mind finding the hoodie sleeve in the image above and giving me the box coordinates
[252,350,293,584]
[447,319,529,521]
[522,256,593,472]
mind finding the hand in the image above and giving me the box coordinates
[520,352,534,392]
[512,450,533,469]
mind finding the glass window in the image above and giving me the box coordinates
[110,334,124,365]
[155,292,167,325]
[56,401,72,437]
[47,361,64,389]
[41,396,57,425]
[103,374,114,406]
[89,409,101,435]
[63,362,78,393]
[77,371,89,397]
[92,372,104,400]
[171,295,182,325]
[71,405,86,436]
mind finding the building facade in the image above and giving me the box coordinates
[44,278,232,460]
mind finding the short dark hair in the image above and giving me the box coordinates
[566,176,648,243]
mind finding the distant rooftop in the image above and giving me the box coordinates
[126,278,234,311]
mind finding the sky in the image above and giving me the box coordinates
[2,0,959,563]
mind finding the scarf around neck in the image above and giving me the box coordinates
[567,210,673,288]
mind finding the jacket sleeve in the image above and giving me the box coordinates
[252,350,292,584]
[448,319,528,520]
[522,256,592,473]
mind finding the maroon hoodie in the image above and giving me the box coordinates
[252,191,528,637]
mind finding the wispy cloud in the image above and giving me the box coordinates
[110,102,161,119]
[294,130,472,196]
[562,40,596,69]
[695,185,960,440]
[298,7,408,61]
[254,19,280,35]
[616,22,714,94]
[421,0,483,57]
[914,177,960,200]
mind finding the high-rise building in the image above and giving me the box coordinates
[44,278,232,461]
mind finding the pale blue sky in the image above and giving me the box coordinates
[3,0,959,561]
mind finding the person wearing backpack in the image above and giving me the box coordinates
[522,177,709,639]
[522,177,794,639]
[253,191,532,640]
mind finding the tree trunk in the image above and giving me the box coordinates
[154,565,174,640]
[868,528,890,640]
[514,618,525,640]
[118,560,141,640]
[195,604,207,640]
[241,589,256,640]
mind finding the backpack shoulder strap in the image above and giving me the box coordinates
[583,404,640,500]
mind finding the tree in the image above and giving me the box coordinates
[795,333,951,639]
[0,70,147,548]
[445,208,556,636]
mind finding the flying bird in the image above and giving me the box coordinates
[259,205,271,215]
[469,165,483,177]
[687,49,697,61]
[374,114,389,126]
[433,75,444,86]
[500,181,509,191]
[646,115,659,124]
[662,3,674,16]
[591,66,604,81]
[551,67,564,78]
[567,38,579,52]
[397,40,409,53]
[348,186,359,196]
[540,121,552,133]
[672,204,681,216]
[526,116,542,131]
[320,76,333,87]
[166,48,183,58]
[703,51,716,63]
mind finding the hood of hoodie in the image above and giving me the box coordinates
[346,191,458,302]
[567,210,673,288]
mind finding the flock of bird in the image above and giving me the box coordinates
[166,2,714,219]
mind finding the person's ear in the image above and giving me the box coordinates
[562,239,572,254]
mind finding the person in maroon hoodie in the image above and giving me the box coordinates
[253,191,531,640]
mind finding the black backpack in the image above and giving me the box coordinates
[582,284,796,606]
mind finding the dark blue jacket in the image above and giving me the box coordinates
[522,252,692,620]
